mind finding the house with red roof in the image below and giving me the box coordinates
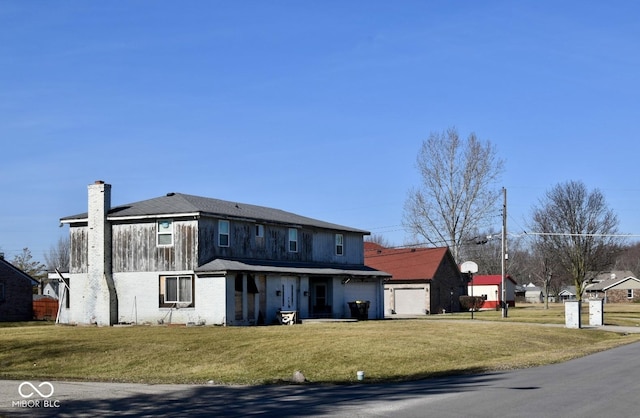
[364,242,466,315]
[467,274,517,309]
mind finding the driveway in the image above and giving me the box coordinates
[1,325,639,417]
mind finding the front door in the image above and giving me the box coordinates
[281,276,297,311]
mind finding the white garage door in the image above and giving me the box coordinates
[343,282,378,319]
[394,288,426,315]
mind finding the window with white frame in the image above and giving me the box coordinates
[288,228,298,252]
[219,220,230,247]
[335,233,344,256]
[157,220,173,246]
[159,275,194,307]
[628,289,634,299]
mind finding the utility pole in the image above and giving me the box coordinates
[501,187,508,318]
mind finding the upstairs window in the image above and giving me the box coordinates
[255,224,264,238]
[288,228,298,252]
[157,220,173,246]
[335,234,344,256]
[628,289,634,299]
[219,220,230,247]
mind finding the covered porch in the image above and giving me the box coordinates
[196,258,390,325]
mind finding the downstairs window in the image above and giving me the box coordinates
[159,275,194,308]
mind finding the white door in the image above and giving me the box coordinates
[281,276,298,311]
[395,288,426,314]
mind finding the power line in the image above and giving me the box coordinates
[523,232,640,238]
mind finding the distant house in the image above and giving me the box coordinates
[585,271,640,303]
[467,275,517,309]
[0,253,39,321]
[32,271,68,321]
[58,181,390,326]
[558,286,577,302]
[364,243,464,315]
[523,283,544,303]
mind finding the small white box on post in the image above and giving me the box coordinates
[565,301,581,329]
[589,299,604,326]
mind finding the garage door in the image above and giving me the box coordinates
[343,282,378,319]
[394,288,426,315]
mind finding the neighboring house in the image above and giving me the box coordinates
[558,286,577,302]
[0,253,39,321]
[364,243,464,315]
[58,181,390,326]
[467,275,517,309]
[32,271,68,321]
[523,283,544,303]
[585,271,640,303]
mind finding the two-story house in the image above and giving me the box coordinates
[58,181,389,326]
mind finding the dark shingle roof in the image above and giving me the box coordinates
[196,258,390,277]
[0,258,39,286]
[61,193,368,233]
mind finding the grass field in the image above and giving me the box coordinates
[1,303,639,385]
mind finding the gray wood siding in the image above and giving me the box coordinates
[197,217,363,266]
[111,219,198,273]
[69,217,366,273]
[312,231,364,264]
[70,226,88,274]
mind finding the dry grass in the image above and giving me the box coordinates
[1,303,639,385]
[441,302,640,327]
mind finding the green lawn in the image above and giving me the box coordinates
[1,303,639,385]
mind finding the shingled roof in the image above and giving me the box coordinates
[0,257,39,287]
[60,192,367,233]
[364,242,451,281]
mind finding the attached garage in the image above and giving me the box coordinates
[343,280,381,319]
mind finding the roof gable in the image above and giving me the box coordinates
[61,192,367,233]
[587,276,640,291]
[364,244,452,281]
[0,258,39,286]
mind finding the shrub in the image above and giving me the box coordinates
[459,296,485,311]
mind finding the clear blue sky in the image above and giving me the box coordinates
[2,1,639,263]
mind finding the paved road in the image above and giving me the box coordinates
[1,328,639,417]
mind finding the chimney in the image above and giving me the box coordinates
[86,181,117,325]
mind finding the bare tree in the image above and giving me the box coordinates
[614,241,640,276]
[364,234,393,248]
[45,236,70,271]
[403,127,504,263]
[12,248,47,290]
[529,181,623,301]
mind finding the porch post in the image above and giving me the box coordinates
[242,274,248,322]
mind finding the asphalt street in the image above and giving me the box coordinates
[1,326,639,417]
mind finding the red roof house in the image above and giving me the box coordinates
[467,274,517,309]
[364,242,465,315]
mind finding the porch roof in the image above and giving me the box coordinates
[196,258,391,278]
